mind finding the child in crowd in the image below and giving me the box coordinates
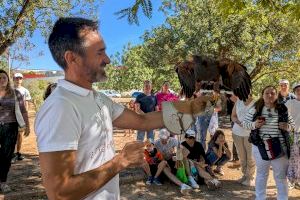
[206,130,231,176]
[143,139,164,185]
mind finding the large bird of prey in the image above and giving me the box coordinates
[175,55,251,101]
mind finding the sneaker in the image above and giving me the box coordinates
[16,152,24,161]
[288,181,295,189]
[180,183,192,195]
[206,179,221,190]
[188,176,199,189]
[213,167,224,176]
[211,179,222,188]
[237,176,247,183]
[146,176,153,185]
[295,182,300,190]
[11,155,17,164]
[0,183,11,193]
[241,179,255,187]
[152,177,162,186]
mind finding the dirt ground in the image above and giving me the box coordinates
[1,111,300,200]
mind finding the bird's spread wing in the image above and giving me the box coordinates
[219,60,251,101]
[175,61,195,98]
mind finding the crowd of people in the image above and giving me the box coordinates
[135,79,300,200]
[0,17,299,200]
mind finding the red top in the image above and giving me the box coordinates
[144,148,163,165]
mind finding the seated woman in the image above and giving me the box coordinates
[181,129,221,190]
[142,139,164,185]
[154,129,192,194]
[206,130,231,176]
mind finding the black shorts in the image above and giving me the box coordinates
[149,164,158,176]
[166,159,177,174]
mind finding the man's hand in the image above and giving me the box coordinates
[118,141,145,169]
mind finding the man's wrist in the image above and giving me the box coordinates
[112,154,126,173]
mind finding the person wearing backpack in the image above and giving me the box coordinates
[242,85,295,200]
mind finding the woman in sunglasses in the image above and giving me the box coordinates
[242,85,295,200]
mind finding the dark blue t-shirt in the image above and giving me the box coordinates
[135,93,157,113]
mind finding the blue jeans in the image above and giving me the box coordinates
[196,114,212,150]
[136,130,154,141]
[206,151,230,167]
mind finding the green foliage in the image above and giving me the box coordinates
[115,0,153,25]
[0,0,100,55]
[23,79,48,110]
[111,0,300,95]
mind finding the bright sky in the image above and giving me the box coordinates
[16,1,165,70]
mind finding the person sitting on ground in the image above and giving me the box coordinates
[142,139,164,185]
[206,130,231,176]
[154,129,192,194]
[181,129,221,190]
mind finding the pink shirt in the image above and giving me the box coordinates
[155,91,179,111]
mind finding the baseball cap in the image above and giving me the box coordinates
[293,82,300,92]
[159,129,170,140]
[185,129,196,138]
[14,73,23,78]
[279,79,289,85]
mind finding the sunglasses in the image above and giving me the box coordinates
[267,108,272,118]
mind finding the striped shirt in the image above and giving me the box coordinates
[242,106,295,147]
[0,90,29,125]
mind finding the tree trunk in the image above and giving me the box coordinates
[0,0,31,56]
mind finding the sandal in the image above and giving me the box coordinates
[206,180,217,190]
[206,179,221,190]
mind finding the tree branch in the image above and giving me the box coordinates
[0,0,31,55]
[252,69,294,84]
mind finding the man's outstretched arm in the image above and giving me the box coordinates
[39,141,144,200]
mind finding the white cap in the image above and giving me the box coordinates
[159,129,170,140]
[185,129,196,138]
[279,79,289,84]
[14,73,23,78]
[293,82,300,91]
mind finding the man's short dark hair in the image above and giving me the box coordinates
[48,17,98,70]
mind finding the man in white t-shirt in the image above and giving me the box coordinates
[13,72,32,161]
[35,17,210,200]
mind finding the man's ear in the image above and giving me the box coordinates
[64,51,80,67]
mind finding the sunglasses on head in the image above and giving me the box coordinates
[267,108,272,118]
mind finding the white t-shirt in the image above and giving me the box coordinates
[16,86,31,101]
[232,99,254,137]
[285,99,300,132]
[35,79,124,200]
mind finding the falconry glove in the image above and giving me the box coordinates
[162,96,211,135]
